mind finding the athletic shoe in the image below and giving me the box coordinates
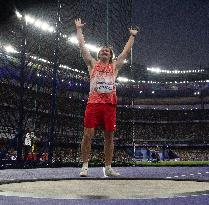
[80,167,88,177]
[104,167,120,177]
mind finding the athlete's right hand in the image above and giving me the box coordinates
[75,18,86,29]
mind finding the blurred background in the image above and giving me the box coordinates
[0,0,209,168]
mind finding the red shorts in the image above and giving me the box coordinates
[84,103,116,132]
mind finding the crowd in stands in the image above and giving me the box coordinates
[1,56,209,164]
[120,123,209,142]
[117,107,209,122]
[172,148,209,161]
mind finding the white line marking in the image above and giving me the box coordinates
[177,195,187,198]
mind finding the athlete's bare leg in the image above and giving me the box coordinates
[104,131,120,176]
[81,127,95,163]
[104,131,114,166]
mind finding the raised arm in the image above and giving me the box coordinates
[75,18,95,70]
[115,28,138,70]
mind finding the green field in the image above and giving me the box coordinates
[125,161,209,167]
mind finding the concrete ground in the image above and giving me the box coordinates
[0,179,209,199]
[0,166,209,204]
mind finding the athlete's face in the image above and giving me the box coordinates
[98,47,112,61]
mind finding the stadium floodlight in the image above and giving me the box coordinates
[30,55,37,60]
[38,58,51,64]
[147,67,161,73]
[15,10,22,19]
[85,43,100,53]
[34,20,43,28]
[68,36,79,44]
[68,36,100,53]
[25,15,35,24]
[47,26,55,33]
[40,22,54,33]
[117,77,129,82]
[23,14,55,33]
[4,45,18,53]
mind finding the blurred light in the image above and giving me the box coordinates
[34,20,43,28]
[15,10,22,19]
[68,36,100,53]
[147,67,204,75]
[147,67,161,73]
[4,45,18,53]
[41,22,51,31]
[25,15,35,24]
[117,77,129,82]
[48,26,55,33]
[68,36,79,44]
[86,43,100,53]
[23,14,55,33]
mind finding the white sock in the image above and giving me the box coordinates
[105,165,111,169]
[82,162,88,168]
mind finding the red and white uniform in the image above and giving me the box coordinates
[84,63,117,132]
[88,63,117,104]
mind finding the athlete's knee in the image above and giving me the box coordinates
[104,133,114,143]
[83,128,94,141]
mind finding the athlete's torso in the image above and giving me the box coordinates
[87,62,117,104]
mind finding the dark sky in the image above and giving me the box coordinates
[133,0,209,69]
[0,0,208,69]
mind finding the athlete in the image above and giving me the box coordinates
[75,18,138,177]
